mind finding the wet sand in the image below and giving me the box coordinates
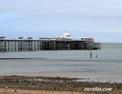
[0,88,83,94]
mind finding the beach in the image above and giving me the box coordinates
[0,76,122,94]
[0,88,83,94]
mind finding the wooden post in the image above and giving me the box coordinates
[90,51,92,58]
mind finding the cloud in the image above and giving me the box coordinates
[0,0,122,18]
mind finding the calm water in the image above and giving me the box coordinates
[0,43,122,82]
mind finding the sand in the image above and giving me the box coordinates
[0,88,84,94]
[0,76,122,94]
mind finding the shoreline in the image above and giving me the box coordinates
[0,75,122,94]
[0,88,83,94]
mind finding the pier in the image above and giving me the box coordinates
[0,38,101,52]
[0,32,101,52]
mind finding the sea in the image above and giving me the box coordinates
[0,43,122,82]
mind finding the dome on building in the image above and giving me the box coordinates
[57,31,72,39]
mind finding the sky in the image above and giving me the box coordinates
[0,0,122,42]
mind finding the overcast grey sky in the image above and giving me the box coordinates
[0,0,122,42]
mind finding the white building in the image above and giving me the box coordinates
[56,31,72,40]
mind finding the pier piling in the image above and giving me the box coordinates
[0,38,101,52]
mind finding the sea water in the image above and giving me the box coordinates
[0,43,122,82]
